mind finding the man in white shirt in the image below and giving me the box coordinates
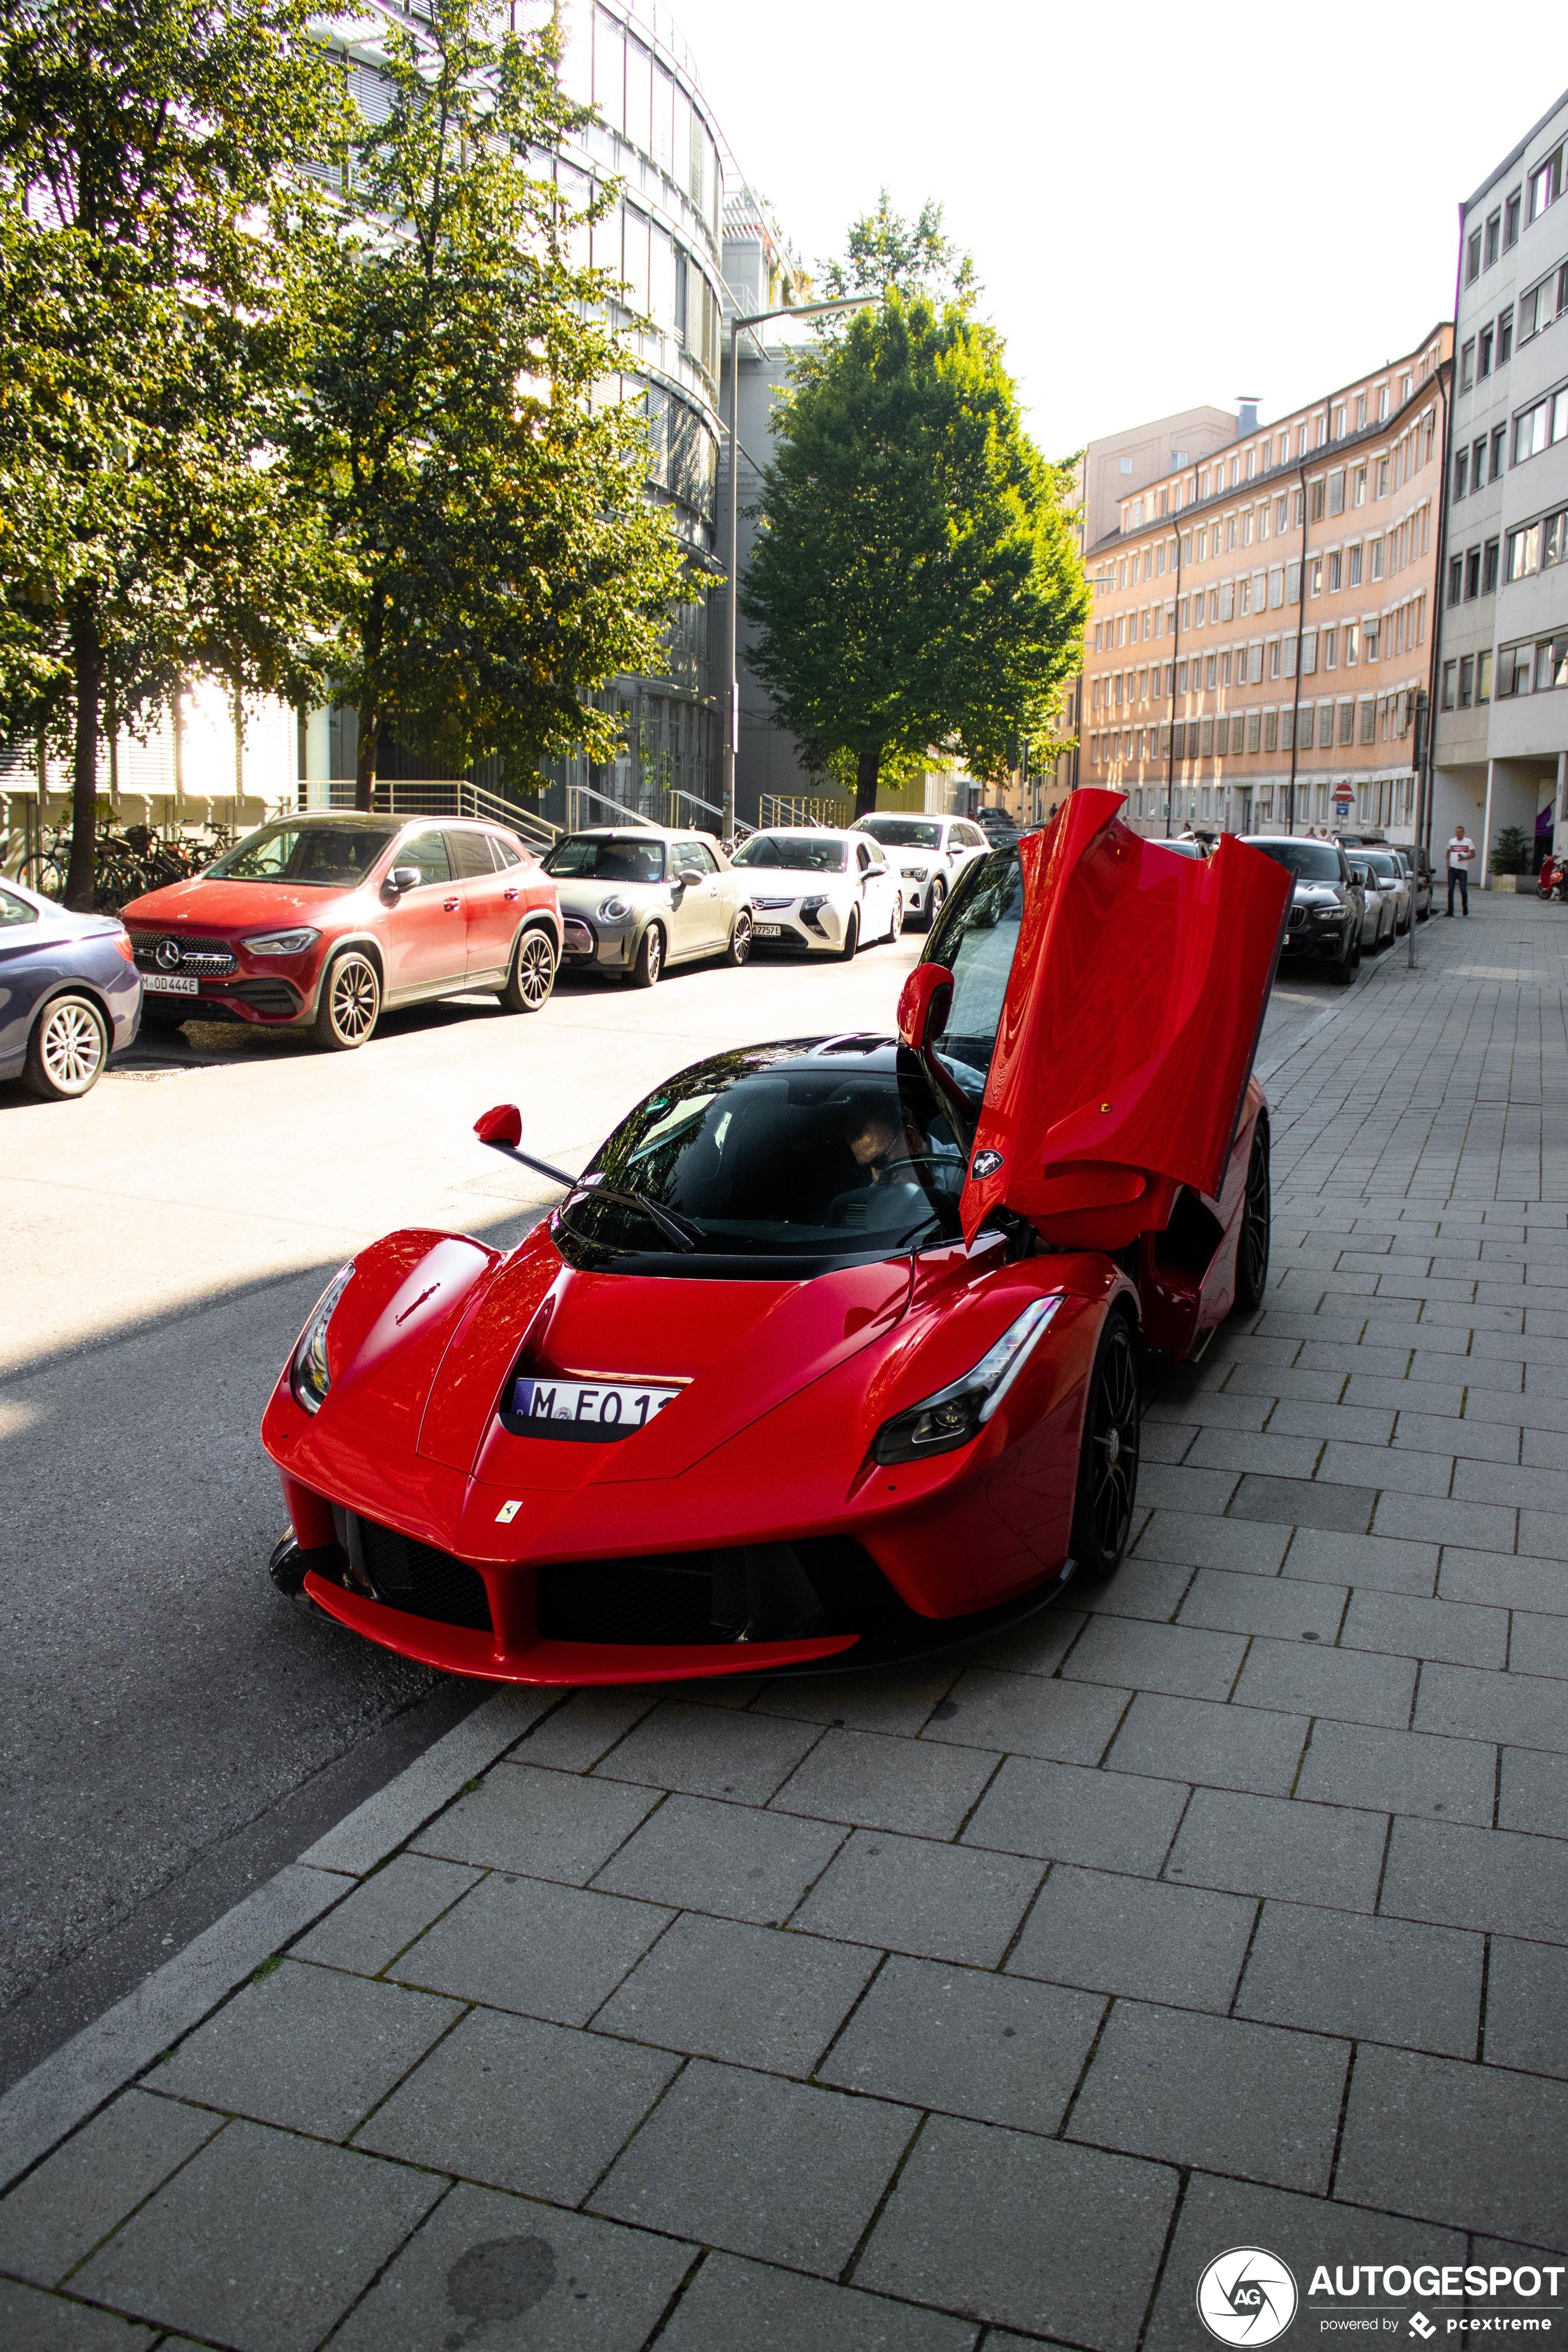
[1446,824,1475,916]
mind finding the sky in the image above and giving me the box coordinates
[665,0,1568,456]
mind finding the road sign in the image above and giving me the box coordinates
[1333,785,1353,811]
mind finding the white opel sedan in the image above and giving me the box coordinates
[730,828,902,958]
[850,813,992,928]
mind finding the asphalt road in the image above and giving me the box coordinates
[0,914,1359,2091]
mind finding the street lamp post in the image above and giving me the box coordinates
[722,292,872,841]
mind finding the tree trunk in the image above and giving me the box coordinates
[854,742,881,820]
[65,604,102,912]
[354,704,379,812]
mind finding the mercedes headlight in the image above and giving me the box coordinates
[243,927,320,956]
[291,1264,354,1416]
[598,895,633,922]
[872,1296,1062,1465]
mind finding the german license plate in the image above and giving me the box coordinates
[753,923,785,938]
[506,1374,682,1441]
[143,973,199,995]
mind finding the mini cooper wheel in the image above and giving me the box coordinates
[630,923,665,988]
[25,992,109,1099]
[314,949,381,1049]
[724,910,753,967]
[1234,1124,1271,1312]
[836,909,859,962]
[501,927,557,1013]
[1069,1312,1141,1578]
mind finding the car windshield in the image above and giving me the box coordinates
[1247,841,1342,882]
[203,820,401,886]
[732,834,848,873]
[859,819,943,849]
[924,847,1024,1104]
[555,1048,965,1272]
[544,836,666,883]
[1362,853,1399,878]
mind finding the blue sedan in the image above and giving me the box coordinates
[0,877,142,1099]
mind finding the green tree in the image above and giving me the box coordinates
[292,0,692,808]
[741,243,1088,818]
[819,191,978,312]
[0,0,343,907]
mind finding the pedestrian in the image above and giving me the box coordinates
[1446,823,1475,916]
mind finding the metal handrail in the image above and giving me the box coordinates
[564,783,661,832]
[757,793,854,832]
[315,777,561,851]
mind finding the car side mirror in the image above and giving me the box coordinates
[677,867,704,889]
[475,1103,522,1147]
[386,865,420,896]
[898,961,954,1053]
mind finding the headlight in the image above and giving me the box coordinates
[800,895,830,933]
[243,927,320,956]
[901,865,929,880]
[291,1264,353,1416]
[598,896,633,922]
[872,1296,1062,1466]
[1313,906,1348,922]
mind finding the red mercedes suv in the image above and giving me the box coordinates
[123,813,562,1049]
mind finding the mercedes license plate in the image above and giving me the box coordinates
[753,923,785,938]
[143,973,199,995]
[507,1374,681,1441]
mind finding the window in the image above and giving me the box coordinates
[1206,654,1217,689]
[1353,466,1367,507]
[1301,628,1317,674]
[1345,620,1359,665]
[1491,424,1507,480]
[1472,436,1487,488]
[1119,456,1133,474]
[1448,553,1464,606]
[1359,698,1377,744]
[1496,642,1533,697]
[1375,457,1389,498]
[1479,325,1494,378]
[1264,711,1278,752]
[1338,702,1355,745]
[1485,211,1502,267]
[1347,545,1363,588]
[1499,309,1514,365]
[1478,651,1493,703]
[1325,626,1338,669]
[1299,706,1315,749]
[1465,546,1482,599]
[1506,507,1568,579]
[1248,643,1264,685]
[1460,340,1475,393]
[1310,480,1326,522]
[1506,190,1522,248]
[1441,661,1456,711]
[1287,559,1301,602]
[1513,386,1568,465]
[1231,715,1246,754]
[1245,711,1261,753]
[1370,539,1384,582]
[1454,448,1469,499]
[1364,620,1379,661]
[1269,565,1285,608]
[1334,406,1346,438]
[1528,146,1563,225]
[1483,538,1500,594]
[1328,551,1343,592]
[1466,228,1483,284]
[1459,656,1474,707]
[1328,469,1345,516]
[1538,635,1568,690]
[1308,556,1322,597]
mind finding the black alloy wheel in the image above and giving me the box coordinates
[1069,1314,1141,1578]
[501,928,557,1012]
[725,910,753,967]
[1234,1125,1271,1312]
[314,949,381,1049]
[925,876,946,930]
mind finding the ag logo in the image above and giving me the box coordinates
[1196,2247,1298,2345]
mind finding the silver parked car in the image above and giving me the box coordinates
[543,827,750,988]
[1346,858,1398,950]
[849,813,991,929]
[1355,848,1412,936]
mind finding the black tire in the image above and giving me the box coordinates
[629,923,664,988]
[1332,933,1359,985]
[313,948,381,1049]
[1069,1312,1141,1579]
[836,909,859,962]
[500,927,557,1013]
[924,877,946,932]
[25,991,109,1099]
[724,910,753,967]
[887,893,903,942]
[1233,1124,1271,1312]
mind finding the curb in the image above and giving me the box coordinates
[0,1687,554,2196]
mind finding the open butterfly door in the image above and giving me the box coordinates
[936,791,1291,1249]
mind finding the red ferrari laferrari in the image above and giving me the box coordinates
[262,791,1290,1685]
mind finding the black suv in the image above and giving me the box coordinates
[1242,835,1366,986]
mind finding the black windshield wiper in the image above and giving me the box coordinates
[558,1175,701,1255]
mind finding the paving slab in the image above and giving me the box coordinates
[0,2089,219,2289]
[1006,1864,1255,2013]
[655,2253,980,2352]
[391,1872,671,2024]
[1165,1788,1388,1910]
[963,1756,1189,1876]
[590,2058,915,2279]
[414,1763,660,1883]
[1233,1899,1484,2056]
[767,1724,999,1838]
[793,1829,1041,1967]
[590,1793,846,1926]
[0,2282,157,2349]
[290,1852,483,1976]
[592,1912,877,2074]
[1103,1691,1309,1796]
[1335,2044,1568,2243]
[1295,1717,1496,1824]
[917,1667,1128,1766]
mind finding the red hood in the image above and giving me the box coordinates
[415,1226,914,1490]
[120,875,369,931]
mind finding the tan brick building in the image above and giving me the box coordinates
[1080,327,1451,842]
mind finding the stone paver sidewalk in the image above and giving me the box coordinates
[4,890,1568,2351]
